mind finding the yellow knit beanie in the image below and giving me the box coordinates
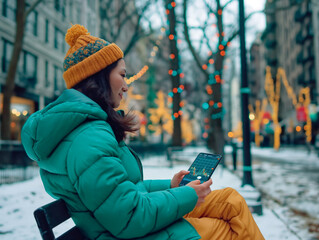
[63,24,124,89]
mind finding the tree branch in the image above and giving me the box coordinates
[183,0,209,78]
[23,0,43,22]
[221,0,235,10]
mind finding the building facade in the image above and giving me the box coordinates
[260,0,319,143]
[248,33,267,106]
[0,0,99,140]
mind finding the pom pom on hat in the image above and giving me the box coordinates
[65,24,90,47]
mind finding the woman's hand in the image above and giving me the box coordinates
[187,178,212,207]
[171,170,190,188]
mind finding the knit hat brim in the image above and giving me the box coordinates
[63,43,123,89]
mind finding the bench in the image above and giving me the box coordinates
[34,199,87,240]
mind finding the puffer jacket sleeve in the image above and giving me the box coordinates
[67,124,198,239]
[143,179,172,192]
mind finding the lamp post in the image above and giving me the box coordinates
[239,0,254,187]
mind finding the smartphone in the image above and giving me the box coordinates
[179,153,222,186]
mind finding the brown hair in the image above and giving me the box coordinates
[72,60,138,142]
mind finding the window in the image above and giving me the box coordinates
[69,1,73,22]
[23,51,37,87]
[54,0,61,11]
[2,39,13,73]
[45,19,49,43]
[54,27,65,53]
[26,10,38,36]
[87,13,97,35]
[54,0,66,18]
[45,60,50,87]
[310,65,315,80]
[2,0,16,21]
[76,4,82,23]
[54,65,63,93]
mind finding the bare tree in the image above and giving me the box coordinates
[183,0,239,153]
[99,0,155,56]
[165,0,182,146]
[101,0,185,145]
[1,0,43,140]
[181,0,308,153]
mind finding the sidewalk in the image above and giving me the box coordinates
[0,145,317,239]
[224,143,319,166]
[144,165,302,240]
[250,145,319,167]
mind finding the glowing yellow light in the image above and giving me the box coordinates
[263,119,269,125]
[125,65,149,84]
[22,110,28,116]
[296,126,301,132]
[249,113,255,120]
[249,99,268,147]
[228,132,234,138]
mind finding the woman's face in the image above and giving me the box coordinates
[109,59,128,108]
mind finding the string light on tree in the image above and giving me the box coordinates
[125,66,149,85]
[264,67,312,150]
[164,5,185,120]
[248,99,268,147]
[125,26,165,85]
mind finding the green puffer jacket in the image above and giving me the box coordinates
[21,89,200,240]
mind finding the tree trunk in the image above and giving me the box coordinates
[207,54,225,154]
[165,0,182,146]
[1,0,26,140]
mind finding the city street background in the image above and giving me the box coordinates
[1,0,319,239]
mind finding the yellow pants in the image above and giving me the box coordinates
[184,188,265,240]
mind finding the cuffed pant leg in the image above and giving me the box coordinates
[184,187,264,240]
[185,217,233,240]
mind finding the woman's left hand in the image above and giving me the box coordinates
[171,170,190,188]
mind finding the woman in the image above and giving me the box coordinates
[21,24,264,240]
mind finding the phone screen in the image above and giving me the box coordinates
[179,153,221,186]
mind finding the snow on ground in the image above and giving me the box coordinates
[251,146,319,167]
[0,145,318,239]
[144,165,301,240]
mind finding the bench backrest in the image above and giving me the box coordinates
[34,199,87,240]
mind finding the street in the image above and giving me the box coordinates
[225,150,319,239]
